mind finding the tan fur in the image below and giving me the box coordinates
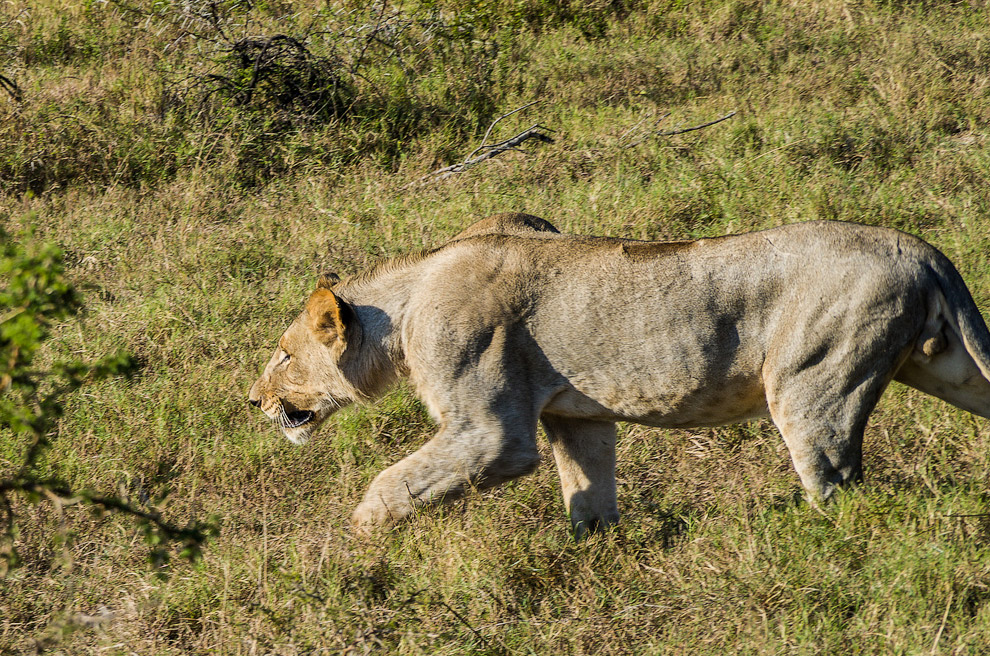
[449,212,560,239]
[249,215,990,538]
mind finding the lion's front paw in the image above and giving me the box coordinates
[350,497,397,534]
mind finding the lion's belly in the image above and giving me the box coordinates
[533,286,773,428]
[542,370,770,428]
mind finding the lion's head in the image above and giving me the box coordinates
[249,276,362,444]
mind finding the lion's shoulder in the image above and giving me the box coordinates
[450,213,560,241]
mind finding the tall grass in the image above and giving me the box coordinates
[2,0,990,653]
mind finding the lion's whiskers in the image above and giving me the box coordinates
[278,405,292,431]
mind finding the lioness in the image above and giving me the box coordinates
[249,214,990,537]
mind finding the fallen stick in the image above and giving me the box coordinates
[625,110,736,148]
[657,110,737,136]
[404,102,553,188]
[0,74,21,102]
[464,100,540,161]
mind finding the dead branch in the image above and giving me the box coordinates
[405,125,554,188]
[191,30,352,120]
[0,74,21,103]
[404,102,553,188]
[625,110,736,148]
[464,100,541,161]
[657,111,737,136]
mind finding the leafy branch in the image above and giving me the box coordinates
[0,219,217,577]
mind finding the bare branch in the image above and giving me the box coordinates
[403,101,550,189]
[625,110,736,148]
[404,124,555,189]
[350,0,391,76]
[465,100,541,162]
[656,111,737,137]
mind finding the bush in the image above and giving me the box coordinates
[0,221,213,577]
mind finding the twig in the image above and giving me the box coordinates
[0,478,209,544]
[465,100,541,162]
[1,8,28,33]
[618,111,670,143]
[435,597,494,649]
[0,74,21,102]
[625,110,736,148]
[350,0,390,76]
[208,0,232,44]
[930,588,953,655]
[404,123,554,188]
[405,589,509,654]
[657,111,737,136]
[744,138,808,163]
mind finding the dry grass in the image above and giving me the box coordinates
[3,0,990,653]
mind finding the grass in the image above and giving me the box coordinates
[3,0,990,653]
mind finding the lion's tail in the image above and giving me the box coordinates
[895,249,990,418]
[931,255,990,385]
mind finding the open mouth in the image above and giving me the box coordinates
[284,410,314,429]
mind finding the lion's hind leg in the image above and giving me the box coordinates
[541,415,620,539]
[766,398,867,501]
[894,317,990,418]
[763,348,909,501]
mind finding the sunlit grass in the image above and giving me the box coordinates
[2,0,990,653]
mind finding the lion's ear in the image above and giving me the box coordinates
[317,272,340,289]
[306,288,355,346]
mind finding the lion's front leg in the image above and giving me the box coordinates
[541,415,619,539]
[351,419,540,530]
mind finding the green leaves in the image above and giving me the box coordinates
[0,224,77,391]
[0,222,212,579]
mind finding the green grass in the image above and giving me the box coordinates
[3,0,990,653]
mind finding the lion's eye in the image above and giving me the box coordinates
[280,353,291,365]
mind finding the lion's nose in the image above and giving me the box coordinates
[248,397,261,408]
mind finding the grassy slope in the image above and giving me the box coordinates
[2,0,990,653]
